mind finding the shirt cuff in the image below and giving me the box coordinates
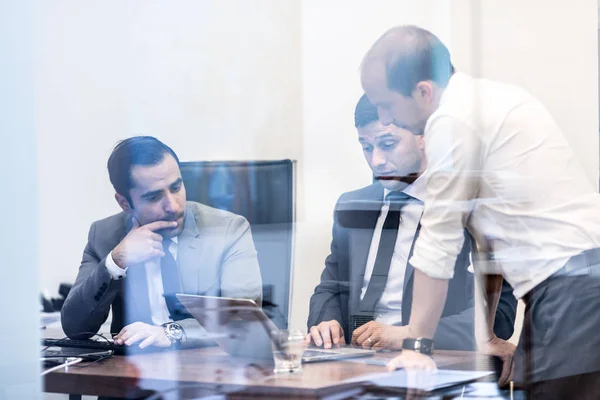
[105,251,128,280]
[409,247,455,280]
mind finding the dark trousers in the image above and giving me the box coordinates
[514,271,600,399]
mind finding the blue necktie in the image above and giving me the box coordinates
[161,239,187,321]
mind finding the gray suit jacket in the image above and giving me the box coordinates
[307,183,517,350]
[61,201,262,345]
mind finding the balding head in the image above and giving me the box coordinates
[360,25,454,132]
[362,25,454,96]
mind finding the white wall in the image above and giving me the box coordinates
[36,0,598,341]
[453,0,599,187]
[37,0,302,297]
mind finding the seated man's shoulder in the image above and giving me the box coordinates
[90,211,129,237]
[336,183,382,209]
[186,201,248,226]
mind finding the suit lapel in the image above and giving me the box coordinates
[341,184,385,314]
[403,230,417,295]
[177,205,204,294]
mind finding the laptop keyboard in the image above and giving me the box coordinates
[41,338,165,355]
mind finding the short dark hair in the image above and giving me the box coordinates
[107,136,180,204]
[366,25,455,96]
[354,93,380,128]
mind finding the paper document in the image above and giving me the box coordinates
[346,369,493,391]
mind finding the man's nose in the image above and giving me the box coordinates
[163,193,179,214]
[371,148,387,169]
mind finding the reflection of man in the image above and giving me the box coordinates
[306,95,517,351]
[62,136,262,349]
[361,25,600,397]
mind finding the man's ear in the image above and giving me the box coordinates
[115,193,132,212]
[414,81,434,104]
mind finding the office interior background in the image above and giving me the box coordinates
[2,0,599,397]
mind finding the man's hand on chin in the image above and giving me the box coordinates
[351,321,409,350]
[114,322,171,348]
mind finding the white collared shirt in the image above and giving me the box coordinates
[410,72,600,299]
[360,178,426,325]
[106,237,178,325]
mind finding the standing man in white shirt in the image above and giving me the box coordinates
[61,136,262,350]
[361,25,600,398]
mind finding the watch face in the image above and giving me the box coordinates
[167,324,183,340]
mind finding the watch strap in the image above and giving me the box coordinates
[402,338,434,356]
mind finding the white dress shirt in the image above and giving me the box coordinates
[106,238,178,325]
[360,178,425,325]
[410,72,600,299]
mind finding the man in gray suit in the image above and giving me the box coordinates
[61,136,262,349]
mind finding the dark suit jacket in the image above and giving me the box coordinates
[307,183,517,350]
[61,201,262,345]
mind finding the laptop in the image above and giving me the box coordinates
[176,294,375,362]
[41,346,113,369]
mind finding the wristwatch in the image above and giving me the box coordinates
[162,322,184,348]
[402,338,434,356]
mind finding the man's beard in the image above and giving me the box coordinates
[158,212,185,238]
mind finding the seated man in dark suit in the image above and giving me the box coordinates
[62,136,262,349]
[306,95,517,351]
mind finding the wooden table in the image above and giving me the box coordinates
[44,346,493,399]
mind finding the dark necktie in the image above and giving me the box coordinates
[354,191,412,328]
[161,239,186,321]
